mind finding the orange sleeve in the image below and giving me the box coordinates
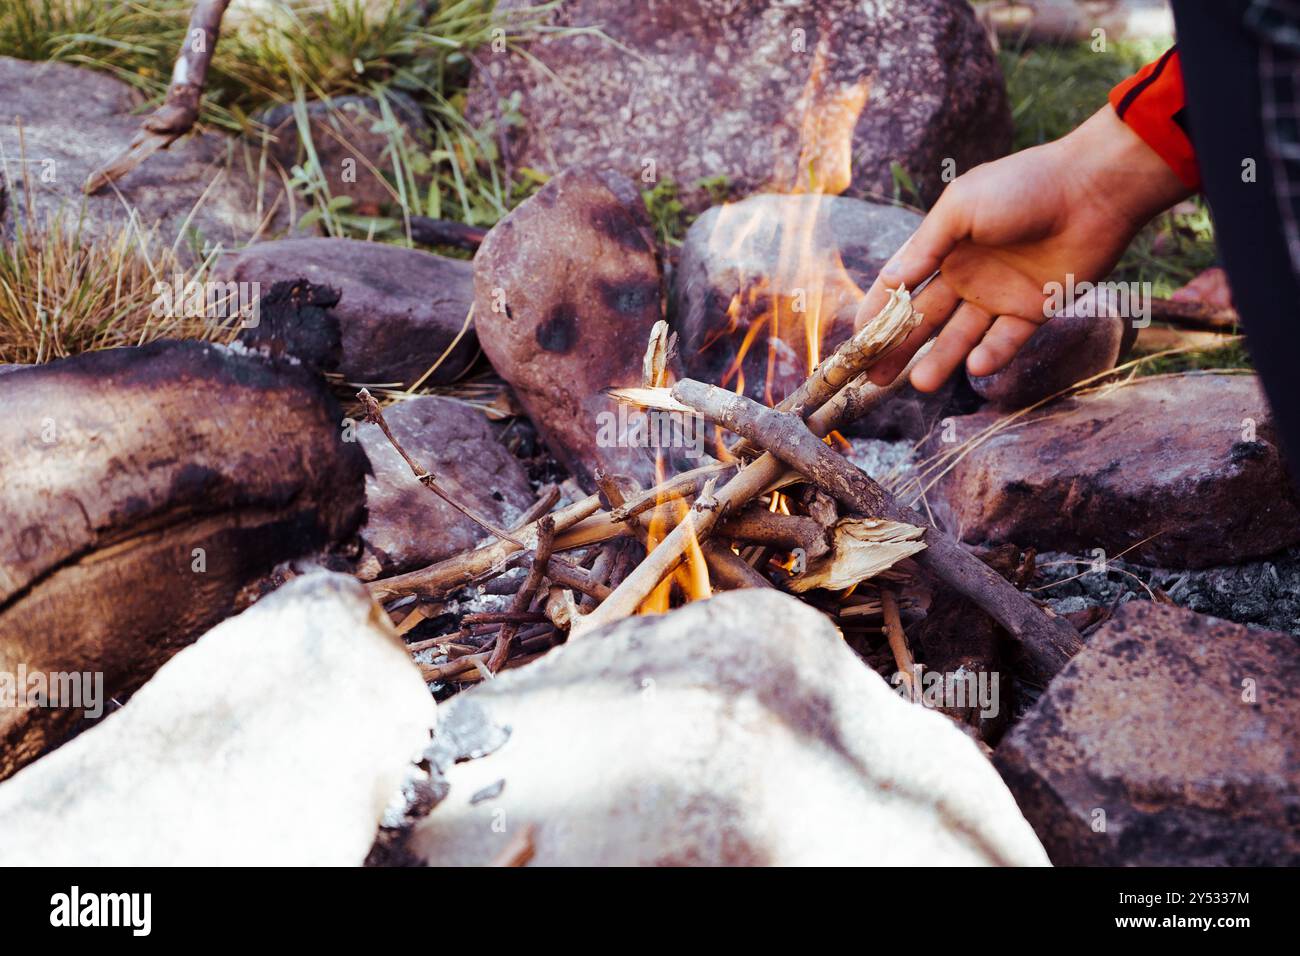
[1109,48,1201,191]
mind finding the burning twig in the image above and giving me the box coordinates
[488,516,556,672]
[85,0,232,194]
[670,378,1081,684]
[719,507,830,559]
[727,285,921,458]
[576,478,721,634]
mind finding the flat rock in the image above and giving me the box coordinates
[0,341,366,779]
[925,373,1300,568]
[473,166,664,488]
[995,600,1300,865]
[356,396,535,579]
[405,590,1048,866]
[0,57,273,254]
[0,573,435,866]
[214,237,478,386]
[468,0,1012,213]
[672,193,920,405]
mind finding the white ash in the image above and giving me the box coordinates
[845,436,917,485]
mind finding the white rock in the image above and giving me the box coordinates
[407,590,1049,866]
[0,573,435,866]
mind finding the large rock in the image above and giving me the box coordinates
[259,92,428,217]
[473,166,664,488]
[0,57,273,253]
[467,0,1012,214]
[995,600,1300,866]
[404,590,1048,866]
[969,293,1128,411]
[0,573,435,866]
[357,396,535,579]
[672,193,920,405]
[927,374,1300,568]
[0,341,366,779]
[214,237,478,387]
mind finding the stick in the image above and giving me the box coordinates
[488,516,555,672]
[368,493,601,602]
[671,379,1081,684]
[703,541,773,590]
[880,589,917,694]
[488,824,537,867]
[608,462,734,522]
[85,0,232,194]
[718,508,829,558]
[727,284,920,457]
[358,389,524,547]
[511,484,561,531]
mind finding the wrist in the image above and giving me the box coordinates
[1054,105,1193,232]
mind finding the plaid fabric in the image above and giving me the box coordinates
[1247,0,1300,274]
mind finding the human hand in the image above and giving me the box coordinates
[861,106,1194,390]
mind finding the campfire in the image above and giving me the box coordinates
[364,279,1076,694]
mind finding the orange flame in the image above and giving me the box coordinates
[638,38,870,614]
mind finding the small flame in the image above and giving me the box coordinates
[637,447,712,616]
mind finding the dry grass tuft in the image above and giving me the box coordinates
[0,211,235,365]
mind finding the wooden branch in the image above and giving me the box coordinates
[671,379,1081,684]
[488,824,537,867]
[85,0,232,194]
[609,462,734,522]
[575,478,722,633]
[511,484,560,531]
[718,508,829,559]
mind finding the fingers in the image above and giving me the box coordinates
[855,184,971,330]
[865,273,961,385]
[968,314,1043,377]
[911,301,994,392]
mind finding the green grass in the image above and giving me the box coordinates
[0,1,565,232]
